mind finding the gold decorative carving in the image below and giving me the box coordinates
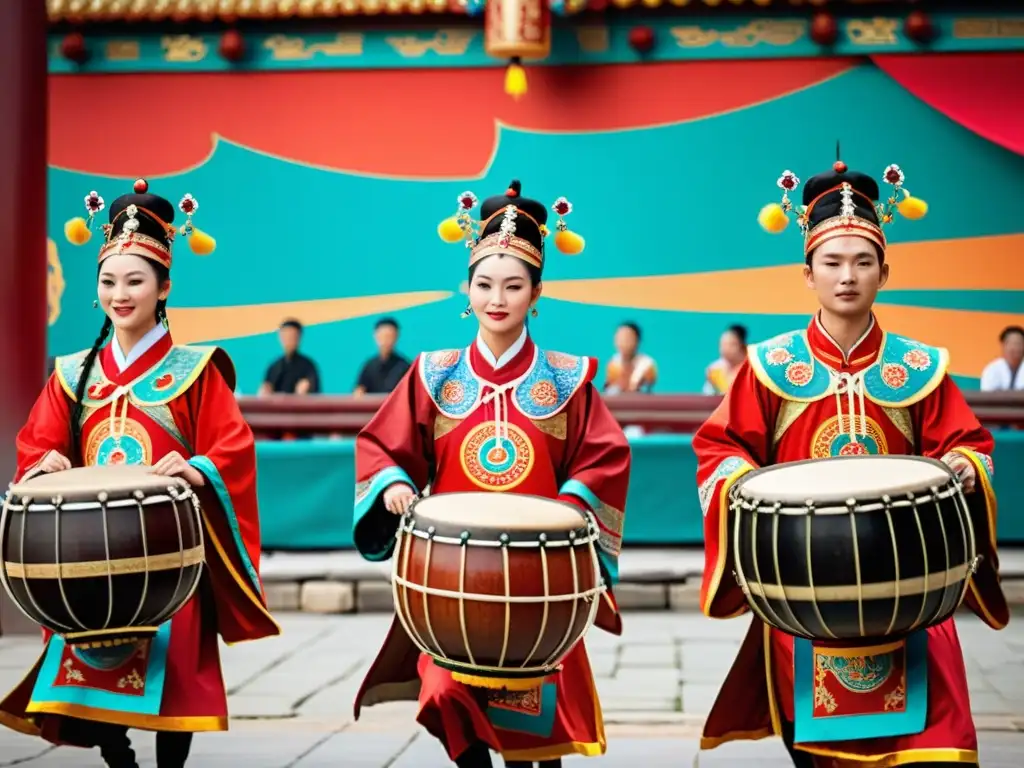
[263,34,365,60]
[106,40,141,62]
[161,35,208,63]
[953,18,1024,40]
[385,29,476,57]
[47,239,64,327]
[671,20,805,49]
[845,18,899,46]
[576,26,610,53]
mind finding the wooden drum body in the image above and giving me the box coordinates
[0,465,204,649]
[393,492,604,690]
[730,455,978,641]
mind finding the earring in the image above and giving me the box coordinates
[531,306,539,318]
[460,304,472,319]
[92,300,98,309]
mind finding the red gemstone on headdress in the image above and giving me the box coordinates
[833,161,847,173]
[505,187,518,198]
[133,178,149,193]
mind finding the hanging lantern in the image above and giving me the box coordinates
[485,0,552,99]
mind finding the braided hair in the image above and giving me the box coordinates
[68,260,170,460]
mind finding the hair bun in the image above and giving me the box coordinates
[505,179,522,198]
[133,178,149,194]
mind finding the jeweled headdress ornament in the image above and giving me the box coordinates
[757,147,928,258]
[437,179,585,268]
[64,178,216,269]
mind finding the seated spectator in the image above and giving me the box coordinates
[703,324,747,395]
[980,325,1024,392]
[604,321,657,395]
[354,317,411,396]
[259,319,321,396]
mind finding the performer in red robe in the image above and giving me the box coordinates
[352,181,630,768]
[695,160,1007,768]
[0,180,280,767]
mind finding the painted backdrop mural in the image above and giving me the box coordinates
[46,57,1024,392]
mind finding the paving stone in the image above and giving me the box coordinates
[264,581,301,612]
[618,643,677,668]
[297,730,419,767]
[669,582,701,610]
[356,581,396,613]
[681,682,725,714]
[301,581,355,614]
[614,584,669,610]
[588,650,618,678]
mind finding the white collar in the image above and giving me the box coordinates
[112,323,168,372]
[476,327,528,370]
[814,312,875,362]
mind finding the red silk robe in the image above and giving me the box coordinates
[0,333,279,745]
[695,314,1007,768]
[352,336,630,763]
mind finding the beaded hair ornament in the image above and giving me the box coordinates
[757,160,928,256]
[437,186,586,267]
[64,178,216,269]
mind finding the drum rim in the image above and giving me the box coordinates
[7,466,190,499]
[732,455,956,508]
[406,492,593,543]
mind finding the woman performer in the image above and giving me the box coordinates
[0,180,280,767]
[351,181,631,768]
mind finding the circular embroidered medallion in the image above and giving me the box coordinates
[84,417,153,467]
[766,347,794,366]
[545,351,578,369]
[881,362,909,389]
[902,348,931,372]
[784,361,813,387]
[460,422,534,491]
[810,415,889,459]
[820,652,893,693]
[440,379,465,406]
[431,350,460,368]
[154,372,175,391]
[529,379,559,408]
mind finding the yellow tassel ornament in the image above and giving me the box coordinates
[505,58,527,100]
[551,196,585,255]
[64,217,93,245]
[897,193,928,220]
[758,203,790,234]
[438,217,466,243]
[188,227,216,255]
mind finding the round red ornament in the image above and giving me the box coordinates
[904,11,937,44]
[218,30,246,62]
[60,33,89,64]
[628,26,655,54]
[809,13,839,46]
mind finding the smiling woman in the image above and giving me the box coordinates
[0,179,280,767]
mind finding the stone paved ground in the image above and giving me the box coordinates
[3,611,1024,766]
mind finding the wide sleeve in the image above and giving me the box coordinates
[14,373,74,482]
[692,360,779,619]
[353,356,435,561]
[181,363,281,644]
[912,375,1009,630]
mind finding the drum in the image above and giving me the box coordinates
[730,455,978,641]
[392,492,604,690]
[0,465,204,649]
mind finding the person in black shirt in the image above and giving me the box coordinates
[354,317,410,396]
[259,319,321,395]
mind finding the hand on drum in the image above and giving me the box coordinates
[34,450,72,474]
[942,453,977,493]
[150,451,206,487]
[383,483,416,515]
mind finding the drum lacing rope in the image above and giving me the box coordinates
[481,382,516,445]
[833,371,867,443]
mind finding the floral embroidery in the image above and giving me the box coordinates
[440,379,465,405]
[698,456,747,516]
[902,348,931,372]
[545,351,578,370]
[784,361,813,387]
[766,347,793,366]
[430,350,460,369]
[530,380,558,407]
[881,363,909,389]
[117,669,145,691]
[489,685,541,713]
[884,683,906,711]
[814,664,837,714]
[62,658,86,683]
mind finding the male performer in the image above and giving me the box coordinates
[694,159,1007,767]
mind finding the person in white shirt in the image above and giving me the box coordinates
[980,325,1024,392]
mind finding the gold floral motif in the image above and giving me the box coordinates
[576,26,610,53]
[161,35,208,63]
[47,239,64,327]
[62,658,86,684]
[106,40,141,61]
[813,663,837,714]
[434,414,461,440]
[385,29,476,57]
[488,685,541,713]
[884,682,906,711]
[845,18,899,46]
[117,669,145,691]
[531,412,567,440]
[954,18,1024,40]
[263,34,364,60]
[671,20,805,49]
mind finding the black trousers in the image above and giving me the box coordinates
[779,719,978,768]
[61,718,193,767]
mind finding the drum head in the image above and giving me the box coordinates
[412,492,587,533]
[736,455,953,506]
[9,465,188,502]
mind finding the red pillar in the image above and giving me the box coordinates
[0,2,48,636]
